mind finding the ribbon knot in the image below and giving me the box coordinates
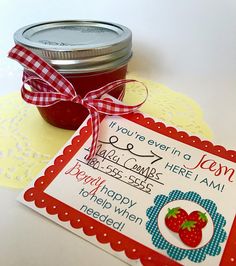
[71,95,83,105]
[8,44,147,159]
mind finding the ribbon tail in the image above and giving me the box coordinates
[86,108,100,160]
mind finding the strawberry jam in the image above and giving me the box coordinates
[35,65,127,129]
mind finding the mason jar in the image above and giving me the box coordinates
[14,20,132,129]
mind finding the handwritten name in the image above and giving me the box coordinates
[64,161,106,194]
[184,154,235,182]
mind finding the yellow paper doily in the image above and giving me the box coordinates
[0,74,212,189]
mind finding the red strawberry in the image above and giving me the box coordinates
[179,220,202,248]
[165,207,188,232]
[188,211,208,228]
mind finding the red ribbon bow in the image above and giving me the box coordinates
[8,44,147,159]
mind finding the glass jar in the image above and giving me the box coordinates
[14,20,132,129]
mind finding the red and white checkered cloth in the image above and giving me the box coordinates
[8,44,147,159]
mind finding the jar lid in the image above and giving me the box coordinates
[14,20,132,73]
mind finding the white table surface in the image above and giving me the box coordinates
[0,1,236,265]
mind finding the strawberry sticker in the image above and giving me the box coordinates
[188,211,208,228]
[147,191,227,262]
[165,207,188,232]
[179,220,202,248]
[164,207,208,248]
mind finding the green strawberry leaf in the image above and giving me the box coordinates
[198,211,208,222]
[166,207,180,219]
[181,220,197,231]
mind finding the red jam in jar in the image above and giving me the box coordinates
[14,20,132,129]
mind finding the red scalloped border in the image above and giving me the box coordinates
[24,113,236,265]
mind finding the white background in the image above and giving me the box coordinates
[0,1,236,266]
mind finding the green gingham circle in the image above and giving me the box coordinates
[146,190,227,263]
